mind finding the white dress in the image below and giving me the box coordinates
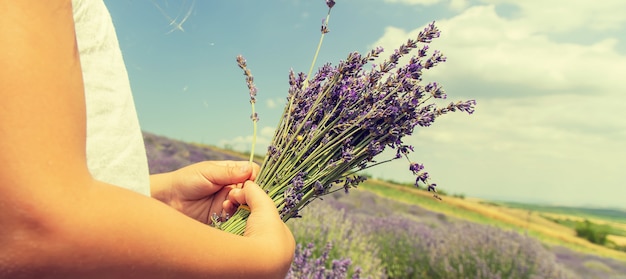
[72,0,151,196]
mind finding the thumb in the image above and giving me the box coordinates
[203,162,253,186]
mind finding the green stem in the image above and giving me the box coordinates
[220,207,251,236]
[304,8,332,88]
[249,102,257,164]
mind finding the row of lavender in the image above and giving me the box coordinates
[286,190,576,279]
[143,132,626,279]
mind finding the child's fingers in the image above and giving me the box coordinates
[226,181,284,236]
[226,182,274,213]
[227,181,295,273]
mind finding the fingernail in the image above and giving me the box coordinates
[239,164,250,173]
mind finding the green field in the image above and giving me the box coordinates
[358,179,626,263]
[499,201,626,224]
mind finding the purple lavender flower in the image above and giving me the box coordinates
[351,267,362,279]
[397,145,414,157]
[321,20,330,34]
[267,145,281,161]
[331,258,352,278]
[425,82,446,99]
[287,241,357,279]
[326,0,336,9]
[313,180,325,195]
[418,45,429,57]
[341,144,354,162]
[320,0,335,34]
[417,21,441,43]
[456,99,477,114]
[250,112,259,122]
[341,175,366,194]
[409,162,424,174]
[415,171,430,185]
[236,55,257,104]
[280,172,307,219]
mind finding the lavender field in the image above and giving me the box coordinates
[143,131,626,279]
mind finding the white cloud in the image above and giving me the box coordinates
[449,0,468,10]
[366,95,626,206]
[218,125,276,155]
[266,98,277,109]
[265,97,285,109]
[384,0,468,10]
[365,2,626,207]
[259,125,277,139]
[371,5,626,94]
[481,0,626,32]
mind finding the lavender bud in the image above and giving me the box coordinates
[409,162,424,174]
[325,0,335,9]
[313,181,325,195]
[236,55,259,106]
[250,112,259,122]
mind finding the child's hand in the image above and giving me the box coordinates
[227,180,296,274]
[150,160,259,224]
[151,162,295,276]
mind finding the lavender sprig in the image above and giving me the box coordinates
[236,55,258,164]
[304,0,335,89]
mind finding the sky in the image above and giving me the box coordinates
[103,0,626,209]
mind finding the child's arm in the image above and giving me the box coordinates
[0,1,293,278]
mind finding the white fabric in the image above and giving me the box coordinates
[73,0,150,196]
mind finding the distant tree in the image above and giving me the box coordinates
[575,219,608,245]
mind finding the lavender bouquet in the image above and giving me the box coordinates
[215,0,476,235]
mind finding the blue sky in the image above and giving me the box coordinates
[104,0,626,209]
